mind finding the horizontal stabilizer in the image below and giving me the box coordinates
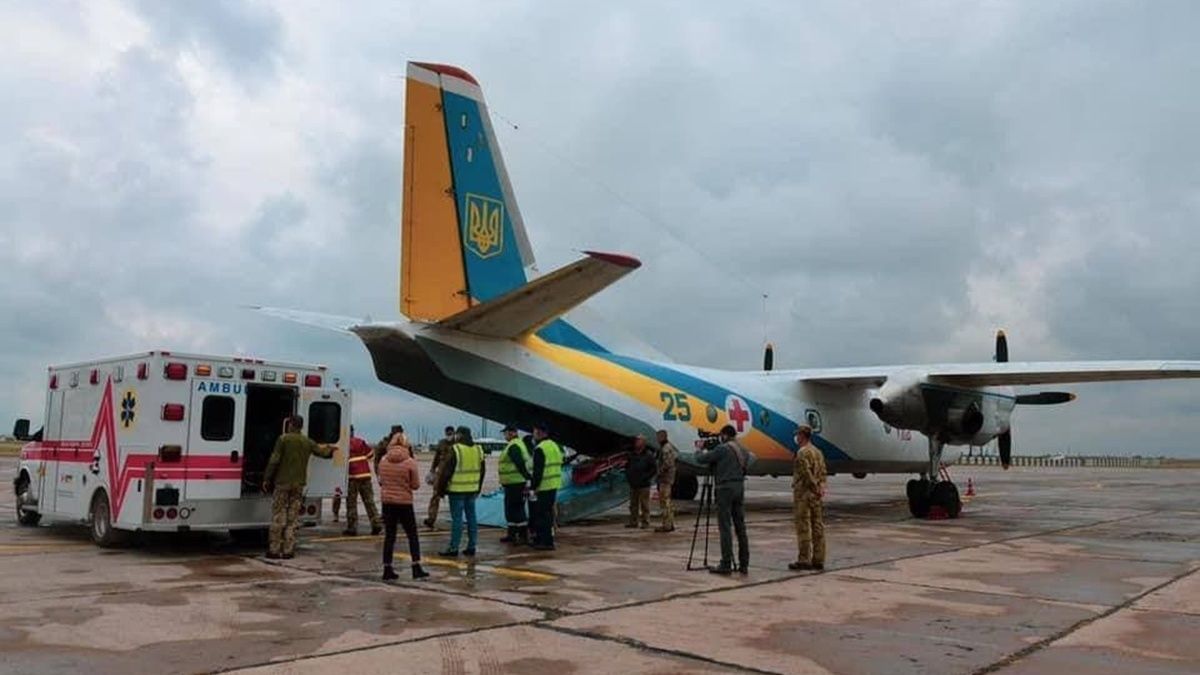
[436,251,641,339]
[247,306,364,333]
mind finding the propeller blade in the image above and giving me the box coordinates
[995,329,1008,363]
[763,343,774,371]
[1015,391,1077,405]
[998,430,1012,470]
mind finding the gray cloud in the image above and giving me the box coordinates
[133,0,283,84]
[1,1,1197,455]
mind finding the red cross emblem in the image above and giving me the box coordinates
[725,395,752,433]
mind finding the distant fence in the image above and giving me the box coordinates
[956,454,1165,468]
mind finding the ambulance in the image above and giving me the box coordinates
[11,351,351,546]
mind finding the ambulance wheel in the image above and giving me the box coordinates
[906,479,931,519]
[672,475,699,501]
[14,472,40,526]
[89,490,125,547]
[931,481,962,519]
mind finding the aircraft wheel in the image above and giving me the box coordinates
[672,475,699,501]
[14,473,40,526]
[89,490,125,548]
[931,481,962,519]
[906,479,931,519]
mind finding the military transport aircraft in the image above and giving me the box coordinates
[261,62,1200,518]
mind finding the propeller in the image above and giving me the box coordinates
[1015,392,1076,405]
[993,329,1076,469]
[995,330,1012,469]
[763,343,774,371]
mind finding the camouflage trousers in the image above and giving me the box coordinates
[345,477,381,531]
[794,494,826,565]
[658,482,675,529]
[628,487,651,527]
[269,484,305,556]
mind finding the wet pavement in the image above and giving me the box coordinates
[2,457,1198,674]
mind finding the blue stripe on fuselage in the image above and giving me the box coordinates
[590,351,852,461]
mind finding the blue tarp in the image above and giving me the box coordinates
[475,464,631,527]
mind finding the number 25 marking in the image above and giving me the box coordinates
[660,391,692,421]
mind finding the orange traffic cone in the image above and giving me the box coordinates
[965,477,976,497]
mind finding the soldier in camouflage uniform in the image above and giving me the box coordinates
[789,424,827,571]
[654,429,678,532]
[263,415,335,559]
[423,426,456,530]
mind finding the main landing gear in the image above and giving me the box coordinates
[906,437,962,519]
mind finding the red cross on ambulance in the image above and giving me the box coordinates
[724,395,752,433]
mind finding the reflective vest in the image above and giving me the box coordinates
[347,437,372,480]
[499,438,531,486]
[535,439,563,492]
[448,443,484,493]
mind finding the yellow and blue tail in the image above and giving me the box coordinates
[401,62,536,322]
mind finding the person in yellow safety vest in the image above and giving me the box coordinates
[498,424,532,544]
[435,426,486,556]
[529,422,563,551]
[343,425,382,536]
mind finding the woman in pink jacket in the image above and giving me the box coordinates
[378,431,429,580]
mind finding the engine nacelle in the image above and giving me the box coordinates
[869,372,993,440]
[945,402,985,436]
[868,372,928,430]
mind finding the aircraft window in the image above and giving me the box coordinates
[466,147,474,163]
[308,402,341,444]
[460,113,468,129]
[201,396,235,442]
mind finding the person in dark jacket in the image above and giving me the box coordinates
[625,435,657,529]
[695,424,756,575]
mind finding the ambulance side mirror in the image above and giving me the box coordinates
[12,419,30,441]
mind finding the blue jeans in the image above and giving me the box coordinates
[448,493,478,551]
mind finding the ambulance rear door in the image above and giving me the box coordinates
[185,380,247,500]
[300,386,349,496]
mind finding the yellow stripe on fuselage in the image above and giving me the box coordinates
[520,336,792,461]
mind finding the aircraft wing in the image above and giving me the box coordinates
[247,306,365,332]
[801,361,1200,388]
[436,251,641,339]
[925,360,1200,387]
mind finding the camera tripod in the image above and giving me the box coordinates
[685,474,716,571]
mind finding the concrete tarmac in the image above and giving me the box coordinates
[2,457,1198,674]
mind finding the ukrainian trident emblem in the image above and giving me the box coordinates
[464,193,504,259]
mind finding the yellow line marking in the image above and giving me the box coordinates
[308,535,555,581]
[405,554,557,581]
[311,532,449,543]
[0,543,92,554]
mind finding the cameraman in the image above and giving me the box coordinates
[694,424,755,575]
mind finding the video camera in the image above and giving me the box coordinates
[694,430,723,451]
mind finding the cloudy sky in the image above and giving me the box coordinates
[2,1,1198,454]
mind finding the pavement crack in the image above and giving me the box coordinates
[970,565,1199,675]
[540,623,780,674]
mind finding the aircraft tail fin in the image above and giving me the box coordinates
[436,251,641,340]
[401,62,535,322]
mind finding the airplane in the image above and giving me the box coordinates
[260,61,1200,518]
